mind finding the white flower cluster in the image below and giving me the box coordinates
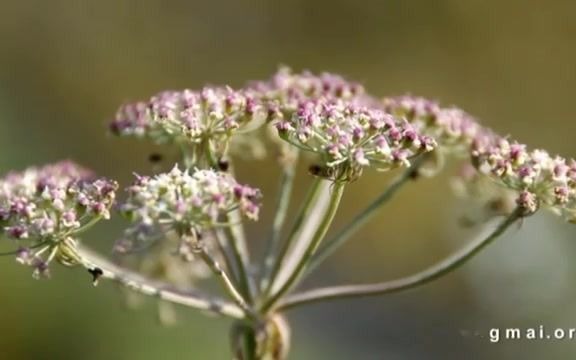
[121,166,261,241]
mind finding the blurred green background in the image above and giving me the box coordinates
[1,1,576,359]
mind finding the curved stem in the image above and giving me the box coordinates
[307,159,423,275]
[259,163,297,291]
[74,245,245,319]
[261,182,346,313]
[278,208,522,311]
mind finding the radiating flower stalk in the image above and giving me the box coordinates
[2,67,575,359]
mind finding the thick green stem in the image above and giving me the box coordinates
[261,182,346,313]
[259,164,297,291]
[231,316,291,360]
[261,179,326,299]
[307,158,423,275]
[277,208,523,311]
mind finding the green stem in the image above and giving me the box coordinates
[259,164,297,291]
[73,244,245,319]
[195,244,251,315]
[179,143,196,169]
[231,316,291,360]
[261,182,346,313]
[214,228,241,284]
[224,224,255,304]
[277,208,523,311]
[223,159,257,303]
[261,178,325,299]
[306,159,422,275]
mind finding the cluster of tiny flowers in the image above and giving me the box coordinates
[471,136,576,219]
[276,99,436,181]
[110,86,266,154]
[249,67,378,121]
[120,166,262,248]
[0,161,118,278]
[382,96,486,153]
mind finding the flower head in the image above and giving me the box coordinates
[275,99,436,181]
[249,67,378,122]
[120,166,261,248]
[382,96,490,176]
[110,86,266,158]
[383,96,485,153]
[0,161,118,277]
[471,136,576,219]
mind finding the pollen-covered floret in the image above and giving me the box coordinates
[471,136,576,220]
[120,166,262,239]
[0,161,118,278]
[110,86,266,154]
[275,99,436,181]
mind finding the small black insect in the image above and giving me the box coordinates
[217,159,230,172]
[308,164,324,177]
[88,267,104,286]
[308,164,337,179]
[408,168,421,180]
[148,153,164,163]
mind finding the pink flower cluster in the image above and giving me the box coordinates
[110,86,266,149]
[385,95,576,221]
[0,161,118,277]
[0,161,117,240]
[107,68,576,222]
[276,99,436,180]
[471,136,576,219]
[249,67,376,120]
[383,96,485,152]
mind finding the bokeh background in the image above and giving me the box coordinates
[1,1,576,359]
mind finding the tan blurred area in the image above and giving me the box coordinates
[1,1,576,359]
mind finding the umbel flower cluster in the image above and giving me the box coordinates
[0,161,117,278]
[471,136,576,219]
[1,67,575,359]
[382,95,483,151]
[119,166,261,257]
[248,67,375,117]
[111,86,266,161]
[276,99,435,181]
